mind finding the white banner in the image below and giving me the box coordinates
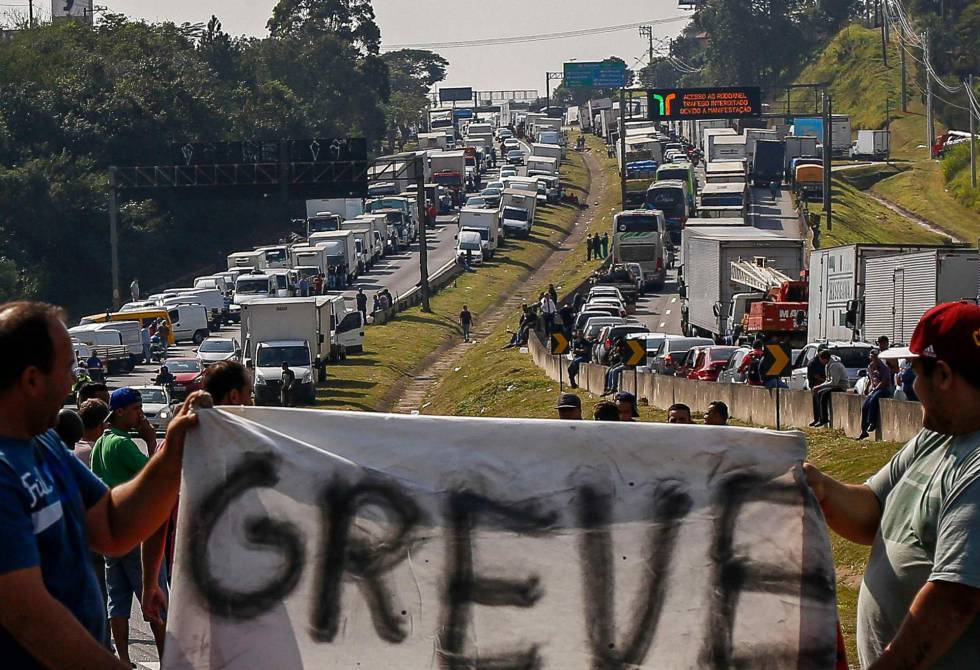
[163,408,837,669]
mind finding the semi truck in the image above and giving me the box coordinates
[743,128,778,167]
[679,226,804,341]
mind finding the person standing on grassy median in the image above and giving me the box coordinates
[600,233,609,259]
[805,302,980,669]
[459,305,473,342]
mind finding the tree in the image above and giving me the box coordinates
[267,0,380,54]
[381,49,448,149]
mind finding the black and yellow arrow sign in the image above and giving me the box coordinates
[550,332,570,355]
[762,342,792,377]
[625,338,646,366]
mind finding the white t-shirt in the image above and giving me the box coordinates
[73,439,95,469]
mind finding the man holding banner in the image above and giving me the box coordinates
[806,302,980,668]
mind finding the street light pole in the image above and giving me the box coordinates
[414,155,431,312]
[969,74,976,189]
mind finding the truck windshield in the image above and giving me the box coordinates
[502,207,528,222]
[236,278,270,295]
[617,215,660,233]
[264,249,287,264]
[256,345,310,367]
[462,227,489,241]
[459,238,482,250]
[658,168,688,182]
[308,217,340,233]
[434,173,461,186]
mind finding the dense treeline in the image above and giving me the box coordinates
[0,1,447,317]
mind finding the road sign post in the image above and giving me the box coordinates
[761,342,792,430]
[551,332,570,392]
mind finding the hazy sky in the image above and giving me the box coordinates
[91,0,692,92]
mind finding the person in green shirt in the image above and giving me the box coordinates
[805,302,980,669]
[91,388,167,667]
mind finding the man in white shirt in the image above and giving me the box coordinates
[539,292,557,337]
[810,350,849,427]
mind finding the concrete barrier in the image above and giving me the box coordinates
[880,399,922,444]
[832,393,866,438]
[525,334,924,442]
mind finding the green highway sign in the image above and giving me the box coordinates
[563,61,627,89]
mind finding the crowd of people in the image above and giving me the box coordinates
[1,298,979,669]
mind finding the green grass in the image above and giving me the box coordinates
[808,175,949,248]
[316,138,591,411]
[872,160,980,242]
[940,143,980,216]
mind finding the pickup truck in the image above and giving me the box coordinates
[590,265,640,304]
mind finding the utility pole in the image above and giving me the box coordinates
[970,74,977,189]
[882,0,889,65]
[639,26,654,86]
[27,0,33,26]
[108,167,122,309]
[900,23,908,111]
[924,30,935,158]
[414,155,431,312]
[886,94,892,164]
[619,88,627,209]
[822,93,833,231]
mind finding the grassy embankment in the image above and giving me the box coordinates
[316,137,590,411]
[794,24,978,243]
[423,135,898,661]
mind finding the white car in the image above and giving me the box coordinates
[196,337,242,366]
[788,341,875,390]
[130,386,174,433]
[587,286,625,302]
[503,138,520,150]
[499,168,518,178]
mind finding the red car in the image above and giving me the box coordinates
[686,346,739,382]
[161,357,205,400]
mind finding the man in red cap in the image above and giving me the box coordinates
[805,302,980,668]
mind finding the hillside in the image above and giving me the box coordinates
[793,23,978,241]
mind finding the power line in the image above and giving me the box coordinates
[379,16,689,51]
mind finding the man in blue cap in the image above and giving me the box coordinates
[91,388,168,666]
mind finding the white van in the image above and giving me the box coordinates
[174,288,226,328]
[164,304,211,345]
[456,230,484,265]
[194,274,232,296]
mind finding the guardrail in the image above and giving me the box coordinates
[369,258,464,325]
[528,332,922,444]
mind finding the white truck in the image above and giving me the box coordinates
[680,226,804,341]
[708,135,747,162]
[255,246,290,270]
[743,128,777,167]
[850,129,890,160]
[241,298,323,405]
[366,196,419,240]
[429,150,467,199]
[173,288,226,328]
[305,198,364,221]
[526,156,558,176]
[418,131,449,150]
[306,212,343,237]
[354,214,391,257]
[304,229,358,281]
[457,207,500,258]
[227,250,267,272]
[499,189,536,238]
[340,221,380,269]
[702,127,736,155]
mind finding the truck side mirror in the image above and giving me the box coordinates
[712,303,721,318]
[845,299,860,329]
[244,358,253,369]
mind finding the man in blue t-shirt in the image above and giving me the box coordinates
[0,301,201,669]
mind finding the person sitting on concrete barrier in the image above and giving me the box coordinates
[858,348,894,440]
[592,401,620,421]
[556,393,582,421]
[704,401,729,426]
[615,392,639,422]
[567,330,591,388]
[804,302,980,669]
[667,403,693,424]
[810,350,848,428]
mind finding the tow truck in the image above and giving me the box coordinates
[729,258,808,346]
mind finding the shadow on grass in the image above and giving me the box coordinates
[492,256,534,272]
[336,356,381,367]
[393,312,453,328]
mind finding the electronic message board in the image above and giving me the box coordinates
[647,87,762,120]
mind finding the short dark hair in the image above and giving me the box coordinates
[0,302,64,392]
[77,382,109,403]
[918,356,980,391]
[667,403,691,416]
[78,399,109,430]
[593,401,620,421]
[203,361,251,403]
[707,401,729,421]
[818,350,831,360]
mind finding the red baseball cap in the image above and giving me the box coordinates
[878,302,980,370]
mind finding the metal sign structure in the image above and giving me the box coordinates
[647,86,762,120]
[438,87,474,103]
[550,332,570,356]
[762,342,793,378]
[563,61,628,89]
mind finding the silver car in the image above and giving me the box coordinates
[649,336,713,375]
[130,385,174,433]
[717,347,751,384]
[197,337,242,366]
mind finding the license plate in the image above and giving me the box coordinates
[173,384,185,391]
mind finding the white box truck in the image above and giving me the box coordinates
[861,249,977,344]
[457,207,500,258]
[743,128,777,166]
[531,143,563,163]
[227,250,267,272]
[708,135,747,162]
[340,221,379,269]
[306,229,358,279]
[805,243,957,343]
[499,189,536,238]
[305,198,364,221]
[702,127,736,154]
[680,226,804,340]
[850,129,890,160]
[526,156,558,176]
